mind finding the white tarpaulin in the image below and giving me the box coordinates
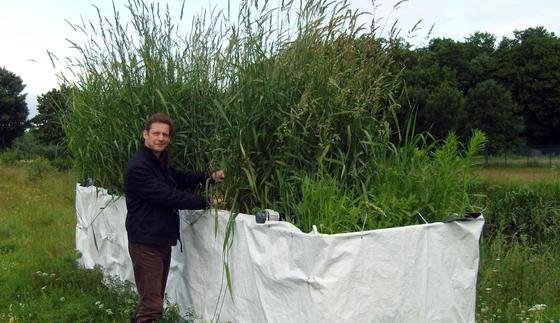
[75,184,484,322]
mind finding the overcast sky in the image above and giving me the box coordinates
[1,0,559,118]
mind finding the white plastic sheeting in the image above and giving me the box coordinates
[75,184,484,322]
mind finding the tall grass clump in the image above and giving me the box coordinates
[62,0,485,232]
[476,180,560,244]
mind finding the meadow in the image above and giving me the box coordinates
[0,162,185,322]
[475,167,560,184]
[475,155,560,168]
[1,162,559,322]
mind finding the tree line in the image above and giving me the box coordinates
[1,26,559,157]
[391,26,560,153]
[0,67,69,166]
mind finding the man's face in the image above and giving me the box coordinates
[143,122,170,154]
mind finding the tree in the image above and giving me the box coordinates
[465,32,496,55]
[30,86,70,146]
[466,79,524,154]
[395,41,466,140]
[496,27,560,145]
[422,83,467,139]
[0,67,28,150]
[428,38,471,91]
[464,32,498,87]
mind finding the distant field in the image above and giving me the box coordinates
[474,154,560,168]
[475,166,560,184]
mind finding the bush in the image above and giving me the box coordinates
[479,182,560,243]
[0,149,18,166]
[6,131,71,169]
[50,157,73,171]
[25,157,56,181]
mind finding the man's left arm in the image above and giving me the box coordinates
[171,168,224,190]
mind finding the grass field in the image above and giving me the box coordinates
[475,167,560,184]
[1,162,559,322]
[0,163,145,322]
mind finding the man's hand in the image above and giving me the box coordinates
[212,170,225,183]
[210,195,225,208]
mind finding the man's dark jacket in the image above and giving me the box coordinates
[124,144,210,246]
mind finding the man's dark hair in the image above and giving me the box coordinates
[144,112,173,134]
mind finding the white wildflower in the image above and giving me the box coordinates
[528,304,547,311]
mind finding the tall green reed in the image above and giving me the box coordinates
[61,0,485,232]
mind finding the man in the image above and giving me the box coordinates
[124,112,224,322]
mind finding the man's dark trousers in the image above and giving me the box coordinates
[128,242,172,323]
